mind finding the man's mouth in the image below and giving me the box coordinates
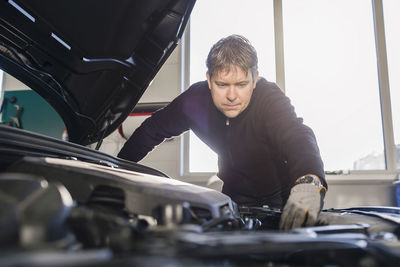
[224,104,240,110]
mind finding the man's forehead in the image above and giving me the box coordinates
[213,66,251,80]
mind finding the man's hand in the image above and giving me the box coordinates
[279,183,322,231]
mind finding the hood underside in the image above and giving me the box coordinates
[0,0,195,145]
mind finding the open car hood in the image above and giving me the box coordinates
[0,0,195,145]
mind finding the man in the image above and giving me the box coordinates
[118,35,327,230]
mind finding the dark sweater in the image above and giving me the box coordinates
[118,78,326,208]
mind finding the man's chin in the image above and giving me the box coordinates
[223,111,240,119]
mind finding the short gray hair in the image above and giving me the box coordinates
[206,35,258,79]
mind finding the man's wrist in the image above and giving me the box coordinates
[294,174,327,197]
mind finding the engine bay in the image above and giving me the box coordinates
[1,165,400,267]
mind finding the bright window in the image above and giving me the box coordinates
[283,0,384,171]
[187,1,396,174]
[189,0,275,172]
[383,0,400,169]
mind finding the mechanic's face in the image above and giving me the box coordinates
[207,66,258,118]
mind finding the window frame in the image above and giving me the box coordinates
[180,0,399,181]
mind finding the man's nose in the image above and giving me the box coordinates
[226,87,237,102]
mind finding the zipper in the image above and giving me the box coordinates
[225,117,234,165]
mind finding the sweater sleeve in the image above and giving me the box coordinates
[117,94,190,162]
[259,81,326,188]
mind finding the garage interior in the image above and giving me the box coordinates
[1,0,399,210]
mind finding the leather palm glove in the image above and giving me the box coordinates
[279,176,326,231]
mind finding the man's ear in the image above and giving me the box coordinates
[206,71,212,89]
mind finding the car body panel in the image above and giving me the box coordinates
[7,155,233,219]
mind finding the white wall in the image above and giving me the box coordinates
[324,174,397,209]
[2,71,30,90]
[98,41,399,210]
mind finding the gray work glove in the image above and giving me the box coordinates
[279,183,322,231]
